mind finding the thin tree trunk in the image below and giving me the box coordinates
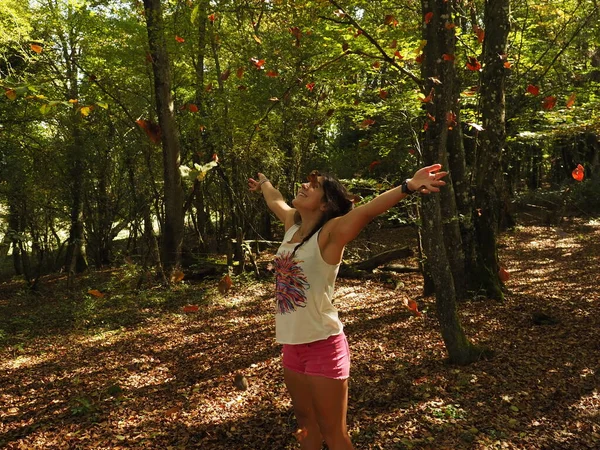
[143,0,185,274]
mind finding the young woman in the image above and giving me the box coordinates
[248,165,447,450]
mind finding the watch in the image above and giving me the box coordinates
[401,179,416,195]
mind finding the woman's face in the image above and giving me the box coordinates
[292,173,326,211]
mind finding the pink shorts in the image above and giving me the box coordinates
[282,332,350,380]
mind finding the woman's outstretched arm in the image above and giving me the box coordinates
[249,173,295,225]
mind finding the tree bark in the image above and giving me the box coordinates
[474,0,511,300]
[143,0,184,274]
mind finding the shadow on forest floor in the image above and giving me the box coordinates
[0,217,599,449]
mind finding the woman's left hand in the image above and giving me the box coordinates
[407,164,448,194]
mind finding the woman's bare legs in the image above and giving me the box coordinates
[284,368,354,450]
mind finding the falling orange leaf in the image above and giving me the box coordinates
[379,89,388,99]
[407,299,422,317]
[208,13,217,22]
[541,96,556,110]
[503,61,512,69]
[171,269,185,283]
[359,118,376,128]
[526,84,540,96]
[182,305,199,313]
[572,164,584,182]
[266,70,278,77]
[498,267,510,282]
[466,57,481,71]
[419,88,435,103]
[220,69,231,81]
[445,22,456,30]
[442,53,455,61]
[5,89,17,101]
[424,12,434,24]
[175,35,185,43]
[306,82,315,91]
[394,50,403,59]
[188,104,199,113]
[415,54,424,64]
[251,58,265,69]
[474,26,485,43]
[88,289,104,298]
[218,274,233,294]
[30,44,43,54]
[389,39,397,49]
[136,119,162,144]
[566,93,576,109]
[369,161,381,172]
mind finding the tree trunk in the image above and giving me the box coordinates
[473,0,511,300]
[420,0,486,364]
[143,0,184,274]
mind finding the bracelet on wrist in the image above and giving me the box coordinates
[401,179,416,195]
[258,178,270,186]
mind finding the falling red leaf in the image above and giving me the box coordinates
[504,61,512,69]
[88,289,104,298]
[394,50,403,59]
[409,149,416,155]
[424,12,434,24]
[442,53,455,61]
[526,84,540,96]
[208,13,216,22]
[572,164,584,182]
[446,111,457,128]
[218,274,233,294]
[566,93,576,109]
[188,104,199,113]
[384,15,397,26]
[389,39,397,49]
[182,305,199,313]
[30,44,43,54]
[136,119,162,144]
[423,121,429,131]
[379,90,388,100]
[175,35,185,43]
[542,96,556,110]
[445,22,456,30]
[415,54,424,64]
[306,82,315,92]
[359,118,376,129]
[498,267,510,283]
[353,29,363,38]
[212,153,219,163]
[466,57,481,71]
[368,161,381,172]
[419,88,435,103]
[220,69,231,81]
[266,70,278,77]
[5,89,17,101]
[474,26,485,43]
[236,67,245,79]
[372,61,381,69]
[205,83,213,92]
[251,58,265,69]
[407,299,422,317]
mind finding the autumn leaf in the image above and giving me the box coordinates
[566,93,576,109]
[236,67,245,79]
[79,105,93,116]
[415,54,424,64]
[409,148,416,155]
[359,118,376,129]
[88,289,104,298]
[68,98,78,104]
[171,269,185,283]
[419,88,434,103]
[136,119,162,144]
[372,61,381,69]
[442,53,455,61]
[429,77,442,85]
[504,61,512,69]
[5,89,17,101]
[252,34,262,44]
[384,15,397,26]
[424,12,434,24]
[394,50,403,59]
[466,57,482,71]
[218,274,233,294]
[446,111,457,128]
[498,267,510,282]
[333,9,345,18]
[368,160,381,172]
[389,39,397,49]
[266,70,278,77]
[145,52,153,64]
[526,84,540,96]
[251,58,265,69]
[220,69,231,81]
[445,22,456,30]
[306,82,315,92]
[474,26,485,43]
[208,13,217,22]
[182,305,199,313]
[353,29,363,38]
[342,42,349,52]
[269,97,279,102]
[204,83,213,92]
[379,89,388,100]
[30,44,43,54]
[572,164,584,182]
[541,96,556,110]
[407,299,422,317]
[175,35,185,43]
[188,104,199,113]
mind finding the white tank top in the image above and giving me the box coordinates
[273,223,344,344]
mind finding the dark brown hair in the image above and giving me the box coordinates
[291,172,354,257]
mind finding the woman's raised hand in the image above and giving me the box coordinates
[248,173,267,192]
[408,164,448,194]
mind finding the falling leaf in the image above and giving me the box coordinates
[419,88,434,103]
[30,44,43,54]
[208,13,217,22]
[384,15,397,26]
[269,97,279,102]
[424,12,434,24]
[466,57,482,71]
[369,161,381,171]
[188,104,199,113]
[205,83,213,92]
[394,50,403,59]
[306,82,315,91]
[526,84,540,96]
[164,406,181,417]
[266,70,278,77]
[498,267,510,282]
[79,105,93,116]
[389,39,397,49]
[359,118,376,128]
[423,121,429,131]
[504,61,512,69]
[212,153,219,163]
[5,89,17,101]
[97,102,108,109]
[175,35,185,43]
[220,69,231,81]
[353,29,363,38]
[379,89,388,100]
[566,93,576,109]
[446,111,457,128]
[136,119,162,144]
[342,42,349,52]
[372,61,381,69]
[236,67,245,79]
[145,52,154,64]
[445,22,456,30]
[474,26,485,43]
[171,269,185,283]
[218,274,233,294]
[68,98,78,104]
[415,54,424,64]
[237,85,247,90]
[88,289,104,298]
[251,58,265,69]
[572,164,584,182]
[407,299,422,317]
[541,96,556,110]
[253,35,262,44]
[333,9,345,18]
[182,305,199,313]
[442,53,455,61]
[409,149,416,155]
[429,77,442,84]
